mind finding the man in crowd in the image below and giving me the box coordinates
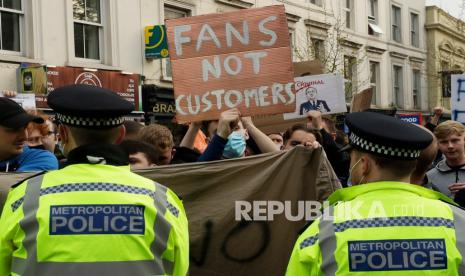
[0,84,189,275]
[426,120,465,198]
[268,133,284,150]
[138,124,175,165]
[287,112,465,275]
[307,111,349,186]
[0,97,58,172]
[120,140,158,170]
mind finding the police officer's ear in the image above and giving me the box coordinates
[360,154,372,176]
[115,125,126,145]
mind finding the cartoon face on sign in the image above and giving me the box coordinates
[305,87,317,101]
[75,72,102,87]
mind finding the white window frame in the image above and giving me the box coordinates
[344,55,356,101]
[288,28,297,61]
[308,0,322,7]
[0,0,25,56]
[368,0,377,23]
[65,0,119,69]
[410,12,419,48]
[161,2,193,82]
[312,38,325,61]
[72,0,103,62]
[412,69,421,109]
[393,65,403,107]
[343,0,354,30]
[369,61,380,106]
[391,5,402,43]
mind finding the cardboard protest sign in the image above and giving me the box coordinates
[350,88,373,113]
[0,147,341,275]
[451,74,465,123]
[284,73,346,120]
[166,5,296,123]
[293,60,324,77]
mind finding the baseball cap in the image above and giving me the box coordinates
[0,97,44,128]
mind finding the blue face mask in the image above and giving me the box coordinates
[223,131,246,159]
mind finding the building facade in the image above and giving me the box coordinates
[425,5,465,113]
[0,0,428,114]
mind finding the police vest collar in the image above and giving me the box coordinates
[328,182,456,206]
[65,143,129,167]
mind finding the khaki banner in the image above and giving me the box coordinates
[0,147,340,275]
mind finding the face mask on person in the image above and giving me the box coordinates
[348,158,365,186]
[223,131,247,159]
[29,144,45,150]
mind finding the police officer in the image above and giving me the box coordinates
[286,112,465,275]
[0,84,189,276]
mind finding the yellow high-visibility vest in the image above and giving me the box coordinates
[286,182,465,276]
[0,163,189,276]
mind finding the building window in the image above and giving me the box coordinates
[368,0,377,22]
[289,29,296,60]
[367,0,383,35]
[344,55,356,101]
[391,5,402,43]
[370,61,379,105]
[163,5,190,79]
[0,0,23,52]
[73,0,102,60]
[412,69,421,109]
[410,13,419,47]
[393,65,403,107]
[343,0,354,30]
[312,38,325,61]
[308,0,322,6]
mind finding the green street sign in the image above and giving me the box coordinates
[145,25,169,59]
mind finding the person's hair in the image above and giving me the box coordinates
[123,120,143,138]
[411,126,437,184]
[434,120,465,140]
[335,130,348,145]
[119,140,158,164]
[138,124,174,150]
[322,117,337,133]
[26,111,50,136]
[369,153,418,177]
[283,124,322,144]
[68,126,121,145]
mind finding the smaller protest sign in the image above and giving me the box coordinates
[350,88,373,113]
[397,113,423,125]
[451,74,465,123]
[284,74,346,120]
[0,92,36,109]
[145,25,169,59]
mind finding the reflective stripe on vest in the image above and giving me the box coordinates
[12,175,174,276]
[450,204,465,274]
[319,205,337,276]
[316,208,461,275]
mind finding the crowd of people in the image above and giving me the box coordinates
[1,90,464,203]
